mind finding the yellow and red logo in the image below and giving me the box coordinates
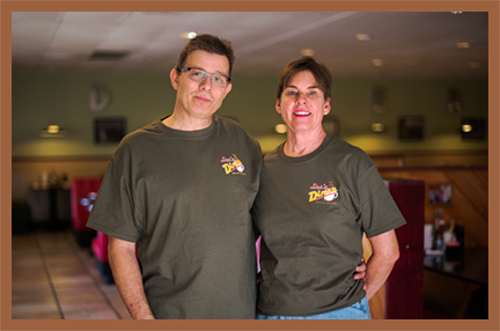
[308,182,338,203]
[221,154,246,175]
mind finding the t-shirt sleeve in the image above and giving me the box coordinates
[86,146,144,243]
[357,164,407,238]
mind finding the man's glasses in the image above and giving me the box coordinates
[179,67,230,88]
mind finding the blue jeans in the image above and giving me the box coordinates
[256,296,371,320]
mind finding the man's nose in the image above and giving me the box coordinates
[200,76,213,90]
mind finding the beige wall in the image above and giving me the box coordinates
[13,73,488,156]
[12,73,489,221]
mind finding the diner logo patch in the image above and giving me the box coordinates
[221,154,246,175]
[308,181,338,204]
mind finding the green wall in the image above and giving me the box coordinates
[12,73,488,156]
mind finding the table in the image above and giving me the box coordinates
[424,247,488,318]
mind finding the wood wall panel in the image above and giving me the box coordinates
[378,168,488,248]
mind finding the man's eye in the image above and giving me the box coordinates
[309,91,317,95]
[213,75,221,82]
[287,91,297,95]
[193,70,205,77]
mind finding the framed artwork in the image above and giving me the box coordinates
[398,116,424,140]
[429,184,452,204]
[94,117,126,143]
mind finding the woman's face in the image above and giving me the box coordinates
[276,70,331,135]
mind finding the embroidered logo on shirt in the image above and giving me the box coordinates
[309,181,338,204]
[221,154,246,175]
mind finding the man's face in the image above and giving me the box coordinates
[171,50,232,121]
[276,70,330,134]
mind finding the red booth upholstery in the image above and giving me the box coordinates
[71,178,102,247]
[92,231,115,283]
[92,231,140,284]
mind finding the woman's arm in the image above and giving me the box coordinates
[365,230,400,300]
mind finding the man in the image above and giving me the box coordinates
[88,34,366,319]
[87,34,262,319]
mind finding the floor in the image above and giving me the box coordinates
[11,226,461,320]
[11,227,132,319]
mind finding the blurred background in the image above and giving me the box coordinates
[11,11,489,320]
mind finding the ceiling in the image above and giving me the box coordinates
[11,11,488,79]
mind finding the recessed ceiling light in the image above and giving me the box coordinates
[451,11,463,14]
[372,59,384,67]
[469,62,481,69]
[180,31,197,39]
[356,34,371,41]
[456,42,471,49]
[301,49,315,57]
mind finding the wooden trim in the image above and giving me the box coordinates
[367,149,488,157]
[12,155,112,163]
[378,165,488,172]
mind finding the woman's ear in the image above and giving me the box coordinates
[276,98,282,114]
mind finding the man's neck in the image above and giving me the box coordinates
[162,112,213,131]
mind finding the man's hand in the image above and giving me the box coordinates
[353,258,367,290]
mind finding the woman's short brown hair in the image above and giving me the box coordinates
[175,34,235,78]
[277,57,332,101]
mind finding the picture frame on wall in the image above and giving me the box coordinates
[429,184,452,204]
[94,117,126,143]
[398,116,424,140]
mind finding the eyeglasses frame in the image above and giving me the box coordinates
[178,67,231,87]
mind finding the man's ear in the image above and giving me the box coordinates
[170,68,179,90]
[223,82,232,99]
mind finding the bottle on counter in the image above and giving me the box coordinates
[443,219,455,245]
[433,219,446,251]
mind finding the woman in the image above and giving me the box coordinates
[252,57,406,319]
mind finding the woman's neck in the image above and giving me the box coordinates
[283,129,327,157]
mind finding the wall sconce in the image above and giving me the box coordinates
[371,123,386,133]
[40,124,66,138]
[275,124,287,134]
[461,117,485,140]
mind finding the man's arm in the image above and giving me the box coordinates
[365,229,400,300]
[109,236,155,319]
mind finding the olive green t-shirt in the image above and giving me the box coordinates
[252,134,406,316]
[87,116,262,319]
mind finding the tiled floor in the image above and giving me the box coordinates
[12,228,132,319]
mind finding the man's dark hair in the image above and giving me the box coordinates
[175,34,235,78]
[277,57,332,101]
